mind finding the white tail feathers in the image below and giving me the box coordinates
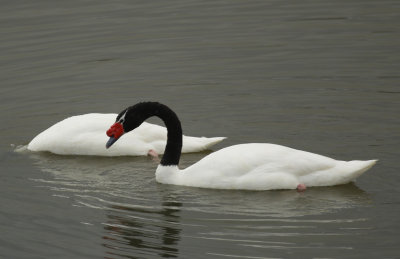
[182,136,226,152]
[349,159,377,176]
[301,159,377,187]
[338,159,378,185]
[203,137,226,149]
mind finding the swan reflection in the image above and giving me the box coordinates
[26,151,371,219]
[103,201,182,258]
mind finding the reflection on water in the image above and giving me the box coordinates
[25,151,374,258]
[177,184,370,218]
[103,201,182,259]
[27,150,371,217]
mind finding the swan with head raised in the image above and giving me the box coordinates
[106,102,377,190]
[28,113,225,156]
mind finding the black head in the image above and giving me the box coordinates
[105,102,183,166]
[106,102,165,149]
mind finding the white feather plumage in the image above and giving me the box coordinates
[27,113,225,156]
[156,143,377,190]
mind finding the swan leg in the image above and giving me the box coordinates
[147,149,160,160]
[296,183,307,192]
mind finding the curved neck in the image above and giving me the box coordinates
[130,102,182,166]
[157,104,182,166]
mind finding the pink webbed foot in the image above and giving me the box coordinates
[147,149,160,162]
[296,183,307,192]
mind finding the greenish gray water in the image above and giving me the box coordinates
[1,1,399,258]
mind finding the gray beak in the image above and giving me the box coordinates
[106,136,118,149]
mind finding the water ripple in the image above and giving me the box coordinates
[25,151,374,258]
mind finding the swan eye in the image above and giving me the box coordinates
[117,110,128,124]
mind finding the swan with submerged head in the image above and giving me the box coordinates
[106,102,377,190]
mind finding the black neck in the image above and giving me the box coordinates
[128,102,182,166]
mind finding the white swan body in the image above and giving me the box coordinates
[156,143,377,190]
[28,113,225,156]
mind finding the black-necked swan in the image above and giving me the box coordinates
[105,102,377,190]
[28,113,225,156]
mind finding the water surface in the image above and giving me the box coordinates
[1,1,399,258]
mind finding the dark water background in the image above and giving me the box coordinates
[1,1,399,258]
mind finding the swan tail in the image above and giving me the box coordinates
[332,159,378,185]
[181,136,226,152]
[202,137,226,149]
[346,159,377,179]
[301,159,377,187]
